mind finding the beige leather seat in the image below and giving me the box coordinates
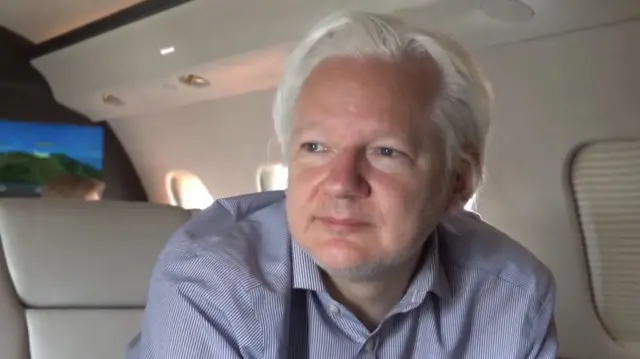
[0,199,191,359]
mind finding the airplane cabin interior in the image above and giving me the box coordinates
[0,0,639,358]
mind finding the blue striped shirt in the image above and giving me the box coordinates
[128,191,557,358]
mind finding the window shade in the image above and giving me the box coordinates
[572,140,640,346]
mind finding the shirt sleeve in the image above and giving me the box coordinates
[525,278,559,359]
[126,230,244,359]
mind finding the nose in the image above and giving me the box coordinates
[321,150,370,198]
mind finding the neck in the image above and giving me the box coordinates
[322,251,423,331]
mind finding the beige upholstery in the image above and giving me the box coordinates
[0,199,190,359]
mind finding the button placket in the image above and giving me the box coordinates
[362,335,379,355]
[365,340,375,352]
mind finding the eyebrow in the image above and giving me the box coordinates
[290,121,325,139]
[293,123,423,149]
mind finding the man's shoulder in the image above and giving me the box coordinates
[159,191,292,292]
[440,211,554,296]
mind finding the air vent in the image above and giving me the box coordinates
[101,93,124,106]
[481,0,535,23]
[178,74,211,88]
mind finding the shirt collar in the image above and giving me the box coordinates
[401,226,451,307]
[291,238,326,292]
[290,225,450,302]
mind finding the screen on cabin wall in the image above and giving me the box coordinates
[0,119,104,197]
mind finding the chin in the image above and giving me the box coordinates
[312,236,368,264]
[317,258,388,281]
[309,244,383,279]
[316,252,363,271]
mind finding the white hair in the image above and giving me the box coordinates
[272,11,493,194]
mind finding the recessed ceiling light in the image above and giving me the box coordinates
[178,74,211,88]
[160,46,175,55]
[101,93,124,106]
[481,0,535,23]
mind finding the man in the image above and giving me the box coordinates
[128,11,557,359]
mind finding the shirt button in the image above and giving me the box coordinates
[328,304,340,314]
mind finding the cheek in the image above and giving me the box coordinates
[285,167,320,219]
[288,165,324,195]
[370,171,446,225]
[372,179,423,220]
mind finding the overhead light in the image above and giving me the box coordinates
[178,74,211,88]
[160,46,175,55]
[481,0,535,23]
[101,93,124,106]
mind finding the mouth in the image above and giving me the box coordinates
[315,216,370,232]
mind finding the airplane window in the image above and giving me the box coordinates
[256,163,288,192]
[571,140,640,344]
[166,170,214,210]
[465,194,478,211]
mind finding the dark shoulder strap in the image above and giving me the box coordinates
[288,289,309,359]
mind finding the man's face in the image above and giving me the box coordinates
[286,55,453,279]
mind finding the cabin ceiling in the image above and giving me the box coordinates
[0,0,145,43]
[20,0,640,121]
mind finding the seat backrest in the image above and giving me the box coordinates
[0,199,191,359]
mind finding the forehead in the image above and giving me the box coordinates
[293,55,442,135]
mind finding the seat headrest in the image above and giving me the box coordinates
[0,199,190,307]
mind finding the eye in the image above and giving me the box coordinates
[378,147,400,157]
[301,142,325,153]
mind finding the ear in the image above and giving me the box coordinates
[445,159,476,213]
[447,171,473,214]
